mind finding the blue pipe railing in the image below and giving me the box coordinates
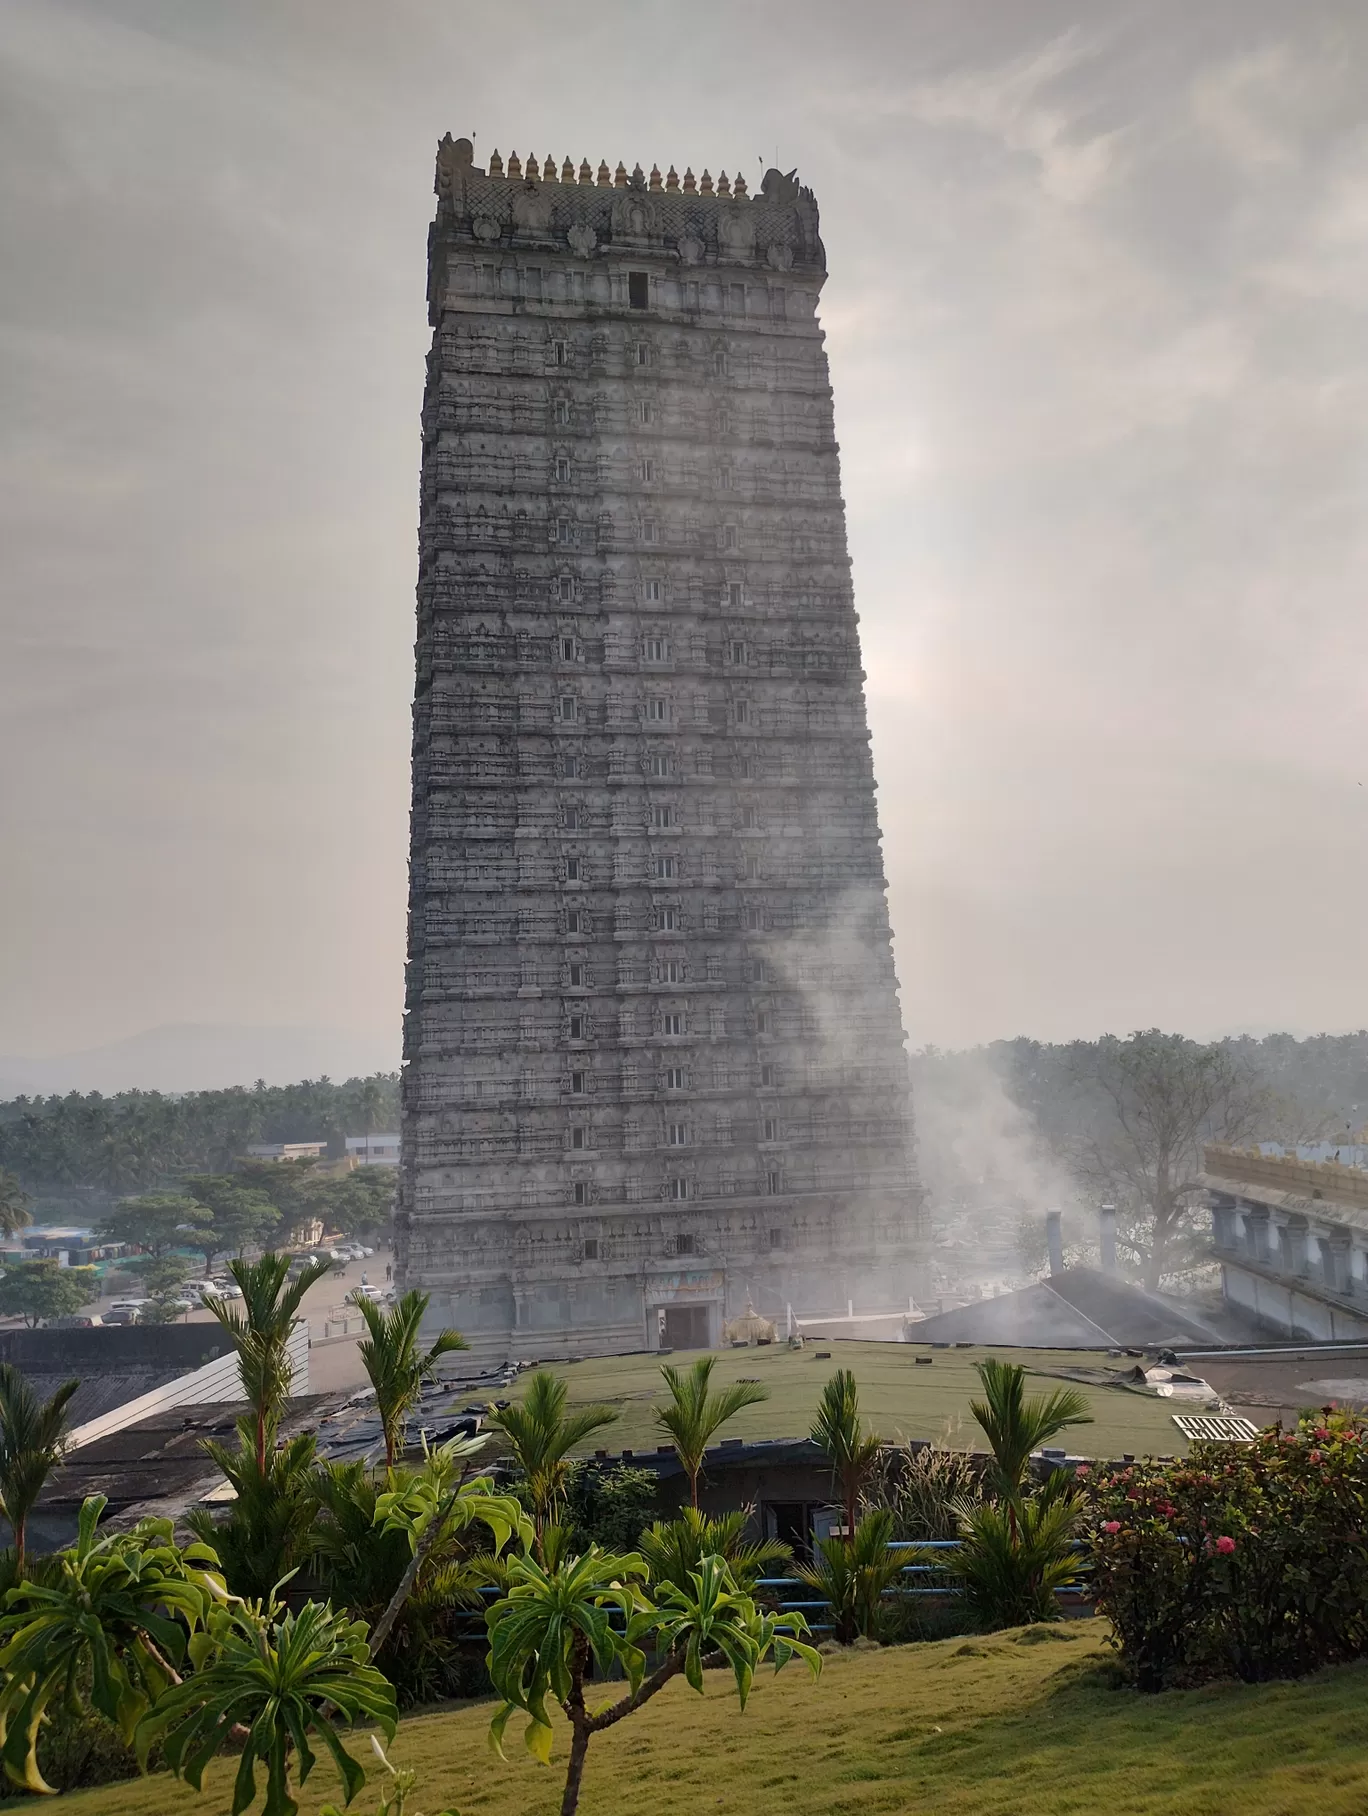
[434,1536,1095,1639]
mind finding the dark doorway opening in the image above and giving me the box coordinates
[661,1304,709,1349]
[765,1501,815,1561]
[629,270,649,309]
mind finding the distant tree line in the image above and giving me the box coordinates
[0,1074,400,1203]
[912,1029,1368,1289]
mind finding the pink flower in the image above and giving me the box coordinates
[1309,1449,1322,1464]
[1074,1464,1090,1476]
[1216,1536,1236,1555]
[1102,1521,1121,1535]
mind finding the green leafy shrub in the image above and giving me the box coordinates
[1089,1408,1368,1690]
[864,1442,986,1541]
[638,1508,790,1598]
[0,1701,143,1797]
[562,1464,659,1553]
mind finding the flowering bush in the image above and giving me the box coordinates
[1088,1409,1368,1690]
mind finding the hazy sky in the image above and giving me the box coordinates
[3,0,1366,1066]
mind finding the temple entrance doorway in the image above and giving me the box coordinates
[661,1304,710,1349]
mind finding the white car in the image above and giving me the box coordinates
[207,1280,244,1300]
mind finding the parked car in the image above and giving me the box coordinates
[104,1300,149,1325]
[206,1279,243,1300]
[52,1313,103,1328]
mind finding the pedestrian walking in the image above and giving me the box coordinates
[385,1262,392,1282]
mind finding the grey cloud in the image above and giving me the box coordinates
[2,0,1366,1062]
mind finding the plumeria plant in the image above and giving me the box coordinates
[486,1545,820,1816]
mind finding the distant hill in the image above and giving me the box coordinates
[0,1023,400,1098]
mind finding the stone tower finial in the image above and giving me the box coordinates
[562,157,575,184]
[578,158,593,184]
[596,160,611,186]
[717,170,731,196]
[488,148,504,176]
[546,154,558,182]
[648,163,662,191]
[682,167,696,193]
[614,160,628,188]
[700,169,714,195]
[733,172,748,198]
[507,150,522,179]
[666,165,679,192]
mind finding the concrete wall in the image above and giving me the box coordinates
[1221,1260,1368,1341]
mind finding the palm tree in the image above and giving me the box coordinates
[0,1171,32,1241]
[488,1371,618,1540]
[654,1356,769,1510]
[204,1253,332,1471]
[944,1481,1084,1628]
[798,1507,914,1643]
[810,1367,881,1537]
[969,1357,1093,1518]
[0,1364,78,1577]
[186,1428,320,1602]
[637,1506,791,1597]
[352,1288,468,1471]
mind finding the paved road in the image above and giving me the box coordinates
[0,1248,401,1399]
[2,1250,395,1395]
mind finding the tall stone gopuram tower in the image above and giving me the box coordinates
[399,136,926,1362]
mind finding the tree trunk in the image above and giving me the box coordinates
[14,1516,25,1581]
[367,1485,455,1660]
[585,1652,683,1734]
[560,1722,591,1816]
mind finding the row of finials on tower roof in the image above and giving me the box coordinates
[488,151,753,197]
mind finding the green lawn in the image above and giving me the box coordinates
[506,1339,1191,1461]
[61,1621,1368,1816]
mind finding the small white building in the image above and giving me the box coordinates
[246,1142,328,1163]
[345,1134,401,1167]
